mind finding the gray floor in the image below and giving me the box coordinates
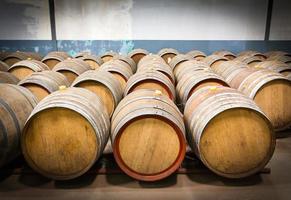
[0,131,291,200]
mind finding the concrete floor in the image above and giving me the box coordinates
[0,131,291,200]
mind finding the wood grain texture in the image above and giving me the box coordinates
[128,49,149,65]
[0,72,19,84]
[0,61,9,71]
[119,118,180,174]
[0,84,37,167]
[254,80,291,130]
[21,87,110,180]
[9,67,34,80]
[77,81,115,116]
[58,71,78,84]
[23,108,98,179]
[111,89,185,181]
[200,108,273,177]
[23,84,50,101]
[184,86,275,178]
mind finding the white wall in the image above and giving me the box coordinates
[131,0,268,40]
[55,0,268,40]
[55,0,133,40]
[0,0,51,40]
[269,0,291,40]
[0,0,290,41]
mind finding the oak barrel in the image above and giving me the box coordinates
[237,51,266,59]
[203,55,228,69]
[138,54,166,68]
[8,59,50,80]
[184,86,275,178]
[0,72,19,84]
[21,87,110,180]
[111,89,186,181]
[81,54,104,70]
[42,51,70,69]
[266,54,291,64]
[213,50,236,60]
[124,71,176,101]
[128,48,149,64]
[74,51,91,58]
[169,54,193,71]
[186,50,206,61]
[227,68,291,131]
[18,71,70,101]
[137,61,175,84]
[176,70,229,106]
[52,58,91,84]
[0,84,38,167]
[101,51,118,63]
[0,51,10,61]
[234,55,264,67]
[158,48,179,63]
[174,60,210,81]
[265,51,291,58]
[0,61,9,71]
[99,60,133,90]
[3,51,41,66]
[253,61,291,75]
[113,55,137,73]
[211,60,248,81]
[72,70,123,117]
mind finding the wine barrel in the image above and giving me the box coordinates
[137,61,175,84]
[21,87,110,180]
[128,48,149,64]
[8,59,50,80]
[0,84,38,167]
[174,60,210,81]
[101,51,118,62]
[228,68,291,131]
[124,71,176,100]
[186,50,206,61]
[113,55,137,73]
[0,72,19,84]
[52,59,91,84]
[3,51,41,66]
[176,71,229,105]
[42,51,70,69]
[203,55,228,69]
[111,89,186,181]
[99,60,133,90]
[266,54,291,64]
[81,54,103,70]
[234,55,264,67]
[18,71,70,101]
[184,86,275,178]
[211,60,248,81]
[253,61,291,75]
[237,50,266,60]
[74,51,91,58]
[158,48,179,63]
[0,51,10,60]
[72,70,123,117]
[0,61,9,71]
[265,51,291,58]
[169,54,193,71]
[138,54,166,68]
[213,50,236,60]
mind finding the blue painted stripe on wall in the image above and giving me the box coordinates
[0,40,291,56]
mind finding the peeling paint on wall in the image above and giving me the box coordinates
[55,0,133,40]
[0,0,51,39]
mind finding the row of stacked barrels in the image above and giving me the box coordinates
[0,48,290,181]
